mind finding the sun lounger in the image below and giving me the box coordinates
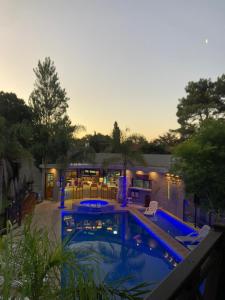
[175,225,210,244]
[144,201,158,216]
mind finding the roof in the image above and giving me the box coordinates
[94,153,172,169]
[40,153,172,173]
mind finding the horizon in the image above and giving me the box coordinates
[1,0,225,139]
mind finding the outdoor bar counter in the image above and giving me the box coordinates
[63,184,118,200]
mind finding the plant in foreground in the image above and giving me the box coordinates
[0,218,151,299]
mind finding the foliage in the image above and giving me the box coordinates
[112,121,121,153]
[176,77,225,139]
[0,115,33,214]
[126,134,148,152]
[28,57,78,174]
[0,91,33,126]
[104,130,146,175]
[0,218,150,299]
[104,129,146,206]
[29,57,69,127]
[152,130,180,154]
[173,119,225,211]
[85,132,112,153]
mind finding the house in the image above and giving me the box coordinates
[40,153,184,218]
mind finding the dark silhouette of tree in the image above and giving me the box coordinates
[126,134,148,151]
[29,57,76,203]
[29,57,71,165]
[29,57,69,126]
[112,121,121,152]
[173,119,225,211]
[153,130,180,153]
[104,129,146,207]
[176,78,225,139]
[0,91,33,126]
[85,133,112,153]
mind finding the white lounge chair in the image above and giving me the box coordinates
[144,201,158,216]
[175,225,210,244]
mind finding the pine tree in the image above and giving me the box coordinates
[112,121,121,152]
[29,57,69,127]
[29,57,71,203]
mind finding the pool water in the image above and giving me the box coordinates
[80,200,109,206]
[148,209,197,238]
[62,212,180,290]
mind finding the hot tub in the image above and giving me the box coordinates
[80,200,109,207]
[74,200,114,213]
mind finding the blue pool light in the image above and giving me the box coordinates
[61,211,181,290]
[80,200,108,206]
[131,213,183,262]
[149,209,196,239]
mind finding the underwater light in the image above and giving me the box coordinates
[113,230,118,235]
[164,252,169,258]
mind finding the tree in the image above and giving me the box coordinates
[141,141,167,154]
[50,119,82,208]
[29,57,71,165]
[0,91,33,126]
[0,115,33,217]
[176,78,225,138]
[0,91,36,223]
[104,130,146,207]
[112,121,121,152]
[173,119,225,212]
[29,57,74,202]
[85,133,112,153]
[29,57,69,127]
[126,134,148,151]
[152,130,180,153]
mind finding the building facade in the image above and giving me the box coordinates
[40,153,184,218]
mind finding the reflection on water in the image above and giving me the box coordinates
[62,212,179,289]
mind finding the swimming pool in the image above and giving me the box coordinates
[62,212,180,290]
[148,209,197,238]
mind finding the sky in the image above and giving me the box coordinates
[1,0,225,140]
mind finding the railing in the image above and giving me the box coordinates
[0,192,38,235]
[183,199,225,227]
[145,224,225,300]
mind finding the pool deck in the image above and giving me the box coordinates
[32,199,189,259]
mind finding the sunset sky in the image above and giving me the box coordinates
[1,0,225,139]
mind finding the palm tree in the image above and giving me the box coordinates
[104,130,146,207]
[55,126,95,209]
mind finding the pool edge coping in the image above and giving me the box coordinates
[127,207,190,260]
